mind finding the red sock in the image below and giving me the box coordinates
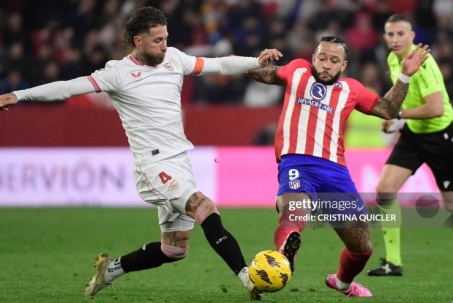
[337,247,373,283]
[273,209,306,252]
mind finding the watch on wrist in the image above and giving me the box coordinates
[396,110,402,120]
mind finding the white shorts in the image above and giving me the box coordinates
[134,152,197,232]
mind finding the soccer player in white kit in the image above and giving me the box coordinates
[0,6,282,300]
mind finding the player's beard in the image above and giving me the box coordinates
[139,52,166,66]
[312,69,341,85]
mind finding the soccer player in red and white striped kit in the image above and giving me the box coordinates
[248,36,429,297]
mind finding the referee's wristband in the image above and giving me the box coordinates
[398,73,411,83]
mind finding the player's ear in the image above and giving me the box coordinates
[341,60,348,72]
[133,35,141,48]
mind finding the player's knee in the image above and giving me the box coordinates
[376,180,397,194]
[161,243,188,260]
[194,200,219,225]
[375,189,397,206]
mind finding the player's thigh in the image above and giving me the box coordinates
[277,164,318,215]
[161,229,192,248]
[276,192,312,216]
[423,123,453,194]
[380,133,422,193]
[134,153,197,214]
[320,169,368,217]
[158,207,195,233]
[322,175,371,252]
[134,153,198,231]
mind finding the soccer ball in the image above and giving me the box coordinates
[248,250,292,292]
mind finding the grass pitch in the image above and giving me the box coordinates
[0,207,451,303]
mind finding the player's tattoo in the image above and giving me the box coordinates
[167,231,190,246]
[248,66,284,85]
[335,224,371,252]
[371,80,409,119]
[186,192,207,213]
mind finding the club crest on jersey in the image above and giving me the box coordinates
[163,62,174,71]
[310,83,327,100]
[289,180,300,190]
[131,71,142,79]
[169,180,179,190]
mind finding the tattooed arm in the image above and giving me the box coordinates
[247,65,285,86]
[370,43,430,120]
[370,81,409,119]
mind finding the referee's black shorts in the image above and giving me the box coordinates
[386,122,453,191]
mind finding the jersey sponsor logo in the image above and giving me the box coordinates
[310,83,327,100]
[131,71,142,79]
[289,180,300,190]
[163,62,174,71]
[297,98,333,113]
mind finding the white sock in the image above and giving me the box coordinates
[334,274,351,290]
[104,258,125,283]
[237,267,250,288]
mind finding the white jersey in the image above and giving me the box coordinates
[88,47,198,165]
[12,47,260,166]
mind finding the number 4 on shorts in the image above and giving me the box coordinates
[158,172,172,184]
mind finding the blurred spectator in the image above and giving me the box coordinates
[0,0,449,107]
[438,59,453,103]
[2,12,29,50]
[60,48,86,80]
[28,44,54,86]
[2,41,28,77]
[369,0,392,31]
[345,12,378,63]
[433,0,453,30]
[244,80,284,107]
[387,0,418,14]
[34,61,61,86]
[0,69,29,94]
[253,122,278,146]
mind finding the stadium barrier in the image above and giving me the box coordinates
[0,147,438,207]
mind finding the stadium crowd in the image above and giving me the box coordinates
[0,0,452,108]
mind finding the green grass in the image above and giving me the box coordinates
[0,208,452,303]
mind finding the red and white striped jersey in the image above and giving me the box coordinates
[275,59,379,166]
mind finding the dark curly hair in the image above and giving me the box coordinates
[123,7,168,47]
[315,36,349,59]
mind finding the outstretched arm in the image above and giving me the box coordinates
[0,76,96,111]
[247,65,285,86]
[198,48,282,75]
[370,44,430,119]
